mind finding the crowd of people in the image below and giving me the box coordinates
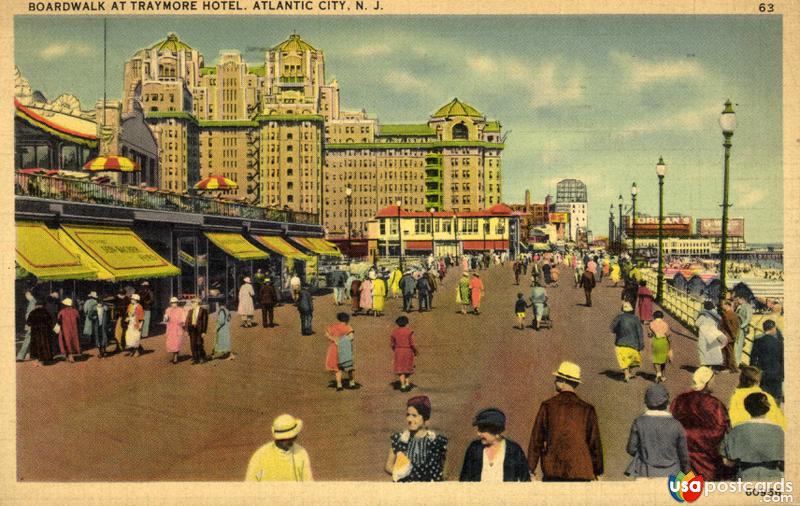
[16,245,785,484]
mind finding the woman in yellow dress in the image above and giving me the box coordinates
[372,271,387,316]
[610,261,622,286]
[388,267,403,299]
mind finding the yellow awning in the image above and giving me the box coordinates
[291,236,342,257]
[60,225,180,281]
[252,235,312,260]
[204,232,269,260]
[15,222,97,281]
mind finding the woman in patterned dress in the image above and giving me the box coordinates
[385,396,448,482]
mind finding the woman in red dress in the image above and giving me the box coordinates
[636,280,654,323]
[391,316,418,392]
[325,312,354,391]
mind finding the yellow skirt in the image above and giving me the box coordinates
[616,346,642,369]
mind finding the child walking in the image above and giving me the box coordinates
[514,293,528,330]
[325,312,355,391]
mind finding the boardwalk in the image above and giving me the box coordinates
[16,263,740,481]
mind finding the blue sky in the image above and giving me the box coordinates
[14,15,783,243]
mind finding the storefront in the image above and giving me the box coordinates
[204,232,272,310]
[289,236,342,287]
[251,235,313,295]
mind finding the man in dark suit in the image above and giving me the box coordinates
[528,361,604,481]
[186,297,208,364]
[259,278,280,328]
[579,269,596,307]
[749,319,784,403]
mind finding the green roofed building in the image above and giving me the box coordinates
[122,33,504,238]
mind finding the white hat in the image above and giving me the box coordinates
[87,291,98,299]
[692,366,715,391]
[169,297,179,304]
[244,277,252,283]
[131,293,141,301]
[62,298,73,306]
[272,414,303,440]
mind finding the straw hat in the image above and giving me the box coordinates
[271,414,303,440]
[692,366,714,391]
[61,298,73,306]
[553,361,582,384]
[169,297,179,304]
[87,291,98,299]
[130,293,141,302]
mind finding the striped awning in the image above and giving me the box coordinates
[15,222,97,281]
[252,235,312,260]
[205,232,269,260]
[291,236,342,256]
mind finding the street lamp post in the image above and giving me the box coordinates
[609,204,615,252]
[345,186,353,242]
[396,199,404,270]
[483,219,489,251]
[617,194,624,253]
[719,100,737,301]
[656,157,667,303]
[630,183,638,264]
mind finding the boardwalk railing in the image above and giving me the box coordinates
[14,172,319,225]
[640,269,703,334]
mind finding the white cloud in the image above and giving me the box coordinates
[352,43,393,57]
[530,61,585,109]
[610,51,705,90]
[39,42,92,60]
[614,103,721,139]
[737,188,766,207]
[466,56,496,74]
[383,70,435,97]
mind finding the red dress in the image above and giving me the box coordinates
[670,390,731,481]
[636,286,654,321]
[57,307,80,355]
[325,322,353,371]
[391,327,417,374]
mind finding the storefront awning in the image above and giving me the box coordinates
[291,236,342,256]
[462,240,509,251]
[204,232,269,260]
[405,240,433,251]
[60,224,180,281]
[15,222,97,281]
[252,235,312,261]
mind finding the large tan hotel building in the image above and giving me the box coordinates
[122,33,505,238]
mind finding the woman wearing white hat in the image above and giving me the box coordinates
[245,414,313,482]
[125,293,146,357]
[56,298,81,363]
[164,297,186,364]
[238,277,256,328]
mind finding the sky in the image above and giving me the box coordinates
[14,15,783,243]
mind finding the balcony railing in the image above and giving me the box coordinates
[15,172,319,225]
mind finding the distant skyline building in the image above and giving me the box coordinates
[121,32,505,237]
[555,178,588,241]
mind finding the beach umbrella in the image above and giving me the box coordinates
[193,174,238,191]
[83,155,140,172]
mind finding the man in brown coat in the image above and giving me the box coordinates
[528,361,604,481]
[579,269,596,307]
[259,278,280,328]
[186,297,209,364]
[719,299,741,373]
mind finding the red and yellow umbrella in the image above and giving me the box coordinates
[83,155,140,172]
[193,174,238,191]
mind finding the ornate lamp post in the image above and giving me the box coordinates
[609,204,615,252]
[630,182,638,264]
[345,186,353,241]
[718,100,737,301]
[655,157,667,303]
[617,194,624,253]
[396,199,404,270]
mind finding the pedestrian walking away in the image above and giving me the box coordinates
[514,293,528,330]
[460,408,531,482]
[385,396,448,482]
[528,362,604,481]
[611,302,644,382]
[259,277,279,328]
[245,414,313,482]
[625,384,689,478]
[670,367,730,482]
[457,272,471,315]
[324,312,356,391]
[749,320,784,403]
[211,302,233,360]
[636,280,654,323]
[25,298,54,365]
[579,269,596,307]
[390,316,418,392]
[56,298,81,363]
[728,365,786,430]
[469,273,484,314]
[238,277,256,328]
[648,311,672,383]
[297,287,314,336]
[137,281,154,338]
[721,393,784,481]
